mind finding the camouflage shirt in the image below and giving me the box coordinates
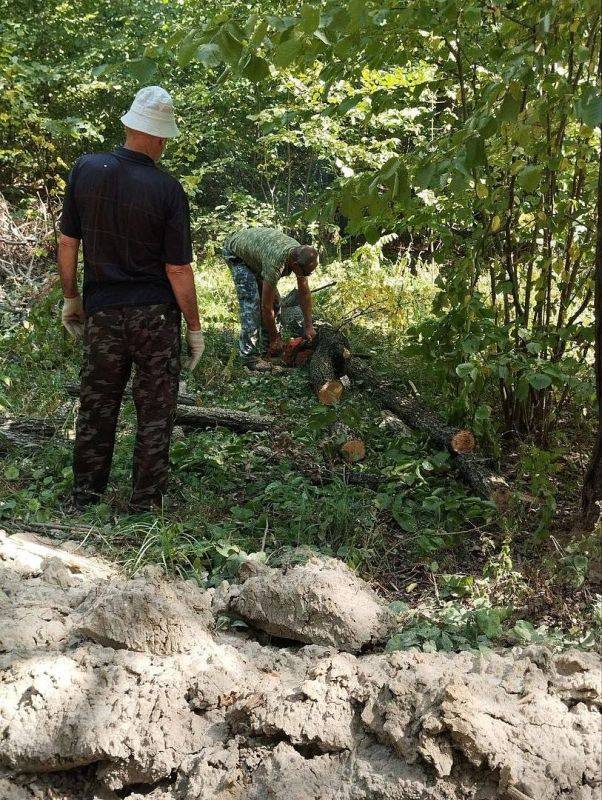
[224,227,300,289]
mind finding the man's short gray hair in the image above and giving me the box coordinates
[290,245,318,272]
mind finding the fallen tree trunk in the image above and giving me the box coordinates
[66,382,197,407]
[280,281,337,309]
[345,357,509,504]
[0,417,64,450]
[174,405,274,433]
[66,384,274,433]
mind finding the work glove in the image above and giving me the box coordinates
[186,328,205,371]
[61,295,85,338]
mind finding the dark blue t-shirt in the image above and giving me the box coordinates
[60,146,192,315]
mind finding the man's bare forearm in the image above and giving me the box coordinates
[261,302,279,342]
[297,276,315,337]
[261,283,280,343]
[58,234,80,297]
[297,277,313,327]
[166,263,201,330]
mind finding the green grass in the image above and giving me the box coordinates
[0,254,599,652]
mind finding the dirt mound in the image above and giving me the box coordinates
[227,556,395,651]
[0,530,600,800]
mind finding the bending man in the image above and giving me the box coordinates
[58,86,204,512]
[223,227,318,368]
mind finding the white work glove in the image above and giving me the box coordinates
[61,295,85,338]
[186,328,205,371]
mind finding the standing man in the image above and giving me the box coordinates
[58,86,204,512]
[223,227,318,368]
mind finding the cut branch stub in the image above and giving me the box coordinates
[450,429,476,454]
[317,379,344,406]
[340,438,366,463]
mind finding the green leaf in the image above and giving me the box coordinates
[217,29,243,64]
[178,32,200,66]
[517,165,542,193]
[389,600,409,614]
[575,91,602,128]
[474,608,502,639]
[498,91,521,123]
[314,29,331,45]
[513,619,536,642]
[456,362,477,380]
[3,465,19,480]
[165,29,188,48]
[91,63,110,78]
[249,18,269,48]
[125,57,156,82]
[299,4,320,33]
[415,162,436,189]
[464,135,486,169]
[240,53,270,81]
[527,372,552,390]
[474,404,491,421]
[273,37,302,67]
[196,43,223,67]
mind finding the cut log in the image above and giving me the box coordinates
[345,356,510,504]
[340,438,366,463]
[317,379,344,405]
[308,325,351,405]
[323,421,366,463]
[65,384,274,433]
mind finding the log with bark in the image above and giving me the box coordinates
[345,356,509,503]
[308,325,352,405]
[65,384,274,433]
[280,281,336,336]
[0,417,65,450]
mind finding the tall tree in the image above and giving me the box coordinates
[581,64,602,529]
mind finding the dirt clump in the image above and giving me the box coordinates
[0,530,600,800]
[228,556,395,652]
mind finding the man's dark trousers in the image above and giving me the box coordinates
[73,304,180,510]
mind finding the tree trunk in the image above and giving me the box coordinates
[174,405,275,433]
[66,385,274,433]
[308,325,351,405]
[581,111,602,530]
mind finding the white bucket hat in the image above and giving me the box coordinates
[120,86,179,138]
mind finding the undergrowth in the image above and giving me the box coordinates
[0,254,599,653]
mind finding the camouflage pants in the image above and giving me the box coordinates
[73,304,181,510]
[223,247,280,359]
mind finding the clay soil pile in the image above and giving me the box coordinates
[0,530,600,799]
